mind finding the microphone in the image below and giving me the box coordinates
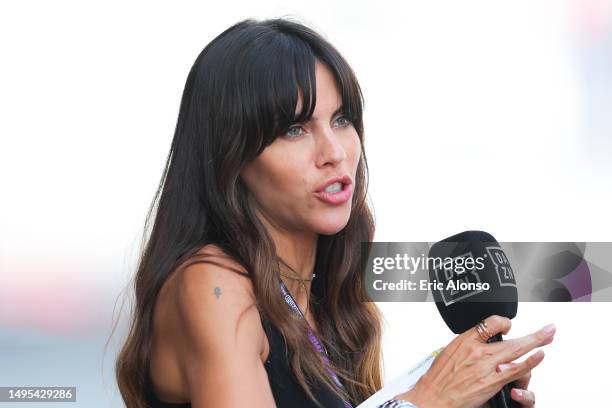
[428,230,520,408]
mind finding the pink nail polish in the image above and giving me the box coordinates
[542,323,556,336]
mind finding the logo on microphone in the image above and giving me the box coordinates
[485,246,517,287]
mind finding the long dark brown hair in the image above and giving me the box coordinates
[112,17,383,408]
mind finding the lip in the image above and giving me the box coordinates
[313,175,353,205]
[315,175,353,193]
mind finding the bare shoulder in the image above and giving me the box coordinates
[176,243,254,303]
[173,244,263,351]
[151,244,274,406]
[158,245,274,407]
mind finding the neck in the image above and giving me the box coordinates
[256,208,317,313]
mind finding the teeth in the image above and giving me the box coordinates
[324,182,343,193]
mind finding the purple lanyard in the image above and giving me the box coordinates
[279,280,353,408]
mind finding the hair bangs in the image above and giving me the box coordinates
[241,31,364,160]
[243,37,315,155]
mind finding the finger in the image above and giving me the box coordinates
[495,349,545,387]
[514,368,532,390]
[468,315,512,342]
[490,324,555,362]
[496,363,533,390]
[511,388,535,406]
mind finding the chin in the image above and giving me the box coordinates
[312,212,352,235]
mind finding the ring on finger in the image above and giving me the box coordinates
[475,320,492,342]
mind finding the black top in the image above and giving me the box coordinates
[144,316,348,408]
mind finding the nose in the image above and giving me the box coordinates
[315,125,346,168]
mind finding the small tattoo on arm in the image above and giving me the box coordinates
[214,286,221,299]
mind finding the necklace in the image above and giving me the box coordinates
[276,256,316,281]
[276,256,315,315]
[279,271,316,282]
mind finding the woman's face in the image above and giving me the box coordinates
[240,60,361,236]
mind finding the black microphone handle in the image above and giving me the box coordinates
[486,333,521,408]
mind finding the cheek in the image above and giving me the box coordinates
[249,148,310,202]
[345,131,362,167]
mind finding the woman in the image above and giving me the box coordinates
[115,18,553,408]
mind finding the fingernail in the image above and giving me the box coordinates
[498,363,512,372]
[542,323,556,336]
[514,389,523,399]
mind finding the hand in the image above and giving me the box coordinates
[496,360,537,406]
[395,315,555,408]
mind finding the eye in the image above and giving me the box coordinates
[333,115,353,128]
[284,125,305,139]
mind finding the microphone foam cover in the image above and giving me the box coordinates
[428,230,518,334]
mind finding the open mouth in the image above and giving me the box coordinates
[313,182,352,205]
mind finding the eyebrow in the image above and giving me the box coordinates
[297,105,345,123]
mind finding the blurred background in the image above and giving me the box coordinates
[1,0,610,406]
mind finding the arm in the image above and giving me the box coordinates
[174,261,276,408]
